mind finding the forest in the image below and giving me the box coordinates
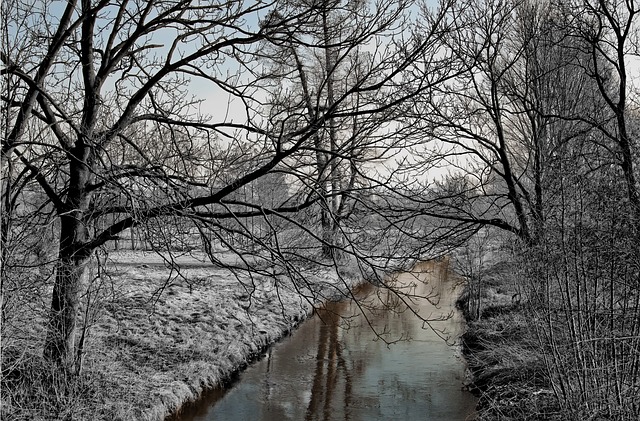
[1,0,638,420]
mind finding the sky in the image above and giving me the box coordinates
[4,0,638,181]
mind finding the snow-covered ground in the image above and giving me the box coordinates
[80,250,359,420]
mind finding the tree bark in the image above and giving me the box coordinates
[43,249,89,371]
[44,142,93,370]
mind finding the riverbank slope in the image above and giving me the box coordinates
[1,250,361,421]
[456,257,557,420]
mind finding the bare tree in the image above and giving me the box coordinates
[401,1,640,417]
[1,0,455,374]
[258,0,406,258]
[567,0,640,227]
[399,0,605,245]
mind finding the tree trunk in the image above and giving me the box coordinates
[321,6,339,260]
[44,145,92,370]
[322,224,336,259]
[43,249,88,371]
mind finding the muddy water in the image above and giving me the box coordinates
[173,261,477,421]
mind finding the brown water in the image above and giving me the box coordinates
[172,261,477,421]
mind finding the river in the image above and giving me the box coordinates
[169,261,477,421]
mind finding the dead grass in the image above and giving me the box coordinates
[458,259,561,421]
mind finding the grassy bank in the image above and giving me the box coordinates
[1,251,360,421]
[456,257,559,421]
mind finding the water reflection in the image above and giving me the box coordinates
[171,261,477,421]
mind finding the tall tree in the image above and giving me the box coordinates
[402,0,605,245]
[568,0,640,227]
[1,0,452,372]
[259,0,401,258]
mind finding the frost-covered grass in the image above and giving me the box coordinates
[1,250,359,421]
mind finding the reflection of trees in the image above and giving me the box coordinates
[302,263,458,420]
[305,307,353,421]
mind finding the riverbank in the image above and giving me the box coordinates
[1,251,362,421]
[456,258,557,420]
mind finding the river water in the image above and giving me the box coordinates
[171,261,477,421]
